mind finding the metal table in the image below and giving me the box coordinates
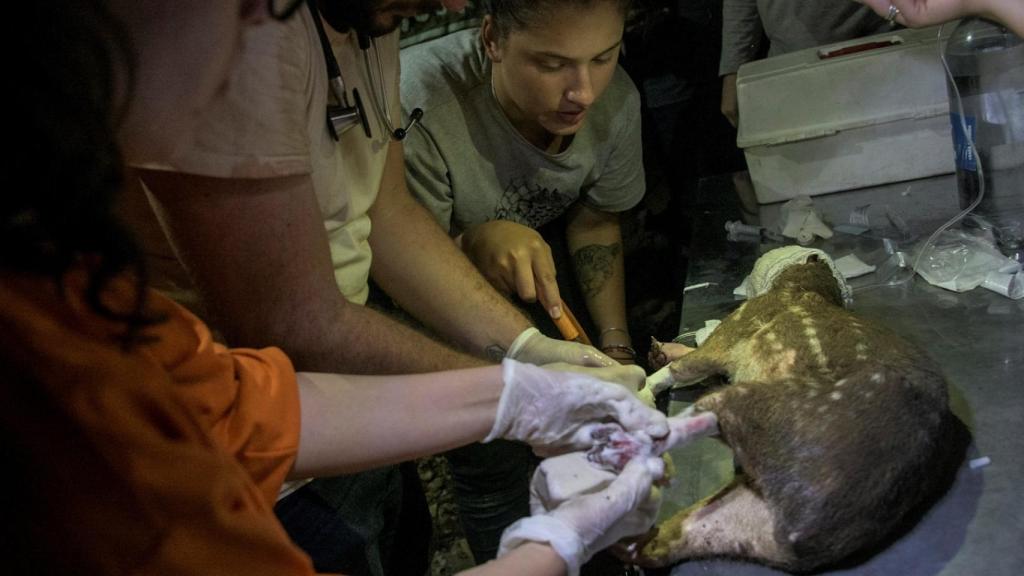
[654,173,1024,576]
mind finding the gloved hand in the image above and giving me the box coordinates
[641,339,697,405]
[543,361,646,392]
[507,326,616,368]
[498,454,664,576]
[486,360,668,456]
[637,365,675,407]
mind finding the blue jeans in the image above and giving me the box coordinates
[274,463,429,576]
[445,440,532,563]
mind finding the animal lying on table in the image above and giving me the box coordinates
[632,248,969,573]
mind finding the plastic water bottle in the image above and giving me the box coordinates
[943,18,1024,262]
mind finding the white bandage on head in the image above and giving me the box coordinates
[742,245,853,305]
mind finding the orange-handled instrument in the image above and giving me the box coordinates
[552,299,592,346]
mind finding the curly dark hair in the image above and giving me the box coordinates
[483,0,633,38]
[4,1,158,344]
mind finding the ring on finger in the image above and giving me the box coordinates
[886,3,901,26]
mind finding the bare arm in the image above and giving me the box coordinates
[461,543,565,576]
[369,142,533,360]
[295,364,659,576]
[138,169,487,374]
[854,0,1024,37]
[565,204,633,364]
[293,366,502,476]
[721,73,739,127]
[293,361,663,476]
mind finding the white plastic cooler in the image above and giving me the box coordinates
[736,25,958,204]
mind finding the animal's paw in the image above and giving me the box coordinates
[666,408,719,446]
[649,337,695,370]
[623,520,687,568]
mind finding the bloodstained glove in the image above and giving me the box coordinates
[498,454,664,576]
[486,360,668,456]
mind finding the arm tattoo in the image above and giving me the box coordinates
[486,344,507,363]
[572,243,622,298]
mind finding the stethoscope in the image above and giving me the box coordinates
[305,0,423,142]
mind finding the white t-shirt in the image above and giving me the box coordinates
[138,9,400,306]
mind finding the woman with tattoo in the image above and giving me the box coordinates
[401,0,640,367]
[399,0,643,566]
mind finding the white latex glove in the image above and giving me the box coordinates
[486,360,668,456]
[543,361,646,392]
[498,454,663,576]
[507,327,616,368]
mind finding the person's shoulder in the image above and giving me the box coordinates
[589,65,641,133]
[581,65,634,145]
[605,65,641,107]
[400,28,487,111]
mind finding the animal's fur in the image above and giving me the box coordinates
[636,260,969,572]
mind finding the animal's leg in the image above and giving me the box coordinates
[649,337,695,370]
[668,348,728,387]
[639,352,727,406]
[633,480,795,569]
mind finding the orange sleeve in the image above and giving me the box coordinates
[139,291,303,507]
[0,277,319,576]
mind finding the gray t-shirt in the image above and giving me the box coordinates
[400,28,645,237]
[720,0,891,76]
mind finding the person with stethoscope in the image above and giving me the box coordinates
[8,4,668,574]
[125,0,646,573]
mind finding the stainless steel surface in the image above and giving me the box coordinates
[654,174,1024,575]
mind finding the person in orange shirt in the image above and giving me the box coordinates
[2,2,668,575]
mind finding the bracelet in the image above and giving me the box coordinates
[600,344,637,359]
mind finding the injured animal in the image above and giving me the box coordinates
[629,247,969,573]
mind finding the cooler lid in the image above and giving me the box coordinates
[736,24,955,149]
